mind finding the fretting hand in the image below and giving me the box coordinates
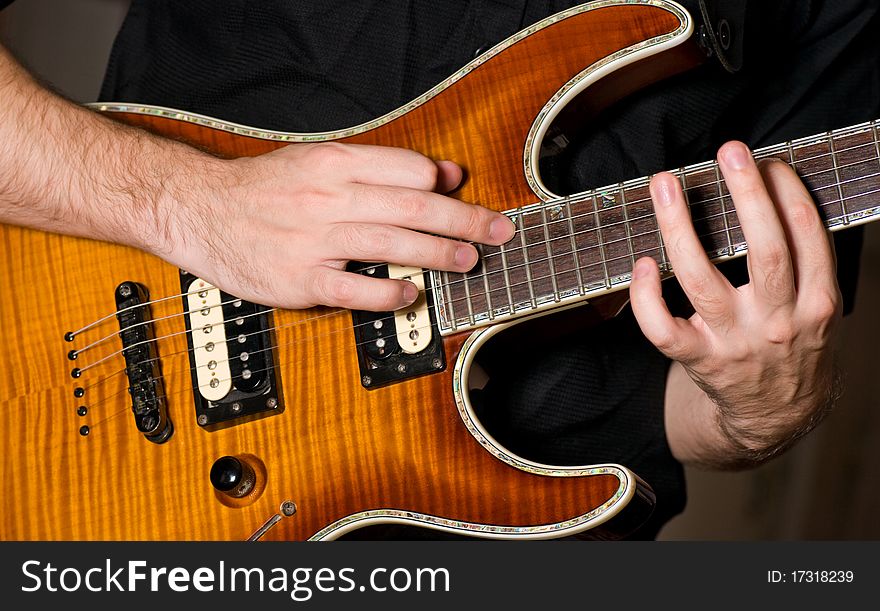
[630,142,842,468]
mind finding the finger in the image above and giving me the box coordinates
[757,158,836,294]
[350,184,515,245]
[718,142,796,306]
[435,160,464,193]
[296,142,457,191]
[630,257,705,362]
[650,172,735,330]
[331,223,479,272]
[305,267,419,311]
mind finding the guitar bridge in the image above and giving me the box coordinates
[115,281,173,443]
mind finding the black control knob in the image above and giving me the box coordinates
[210,456,256,498]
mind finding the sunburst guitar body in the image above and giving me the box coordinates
[1,1,702,540]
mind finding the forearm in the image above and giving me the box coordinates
[0,44,205,254]
[664,358,841,470]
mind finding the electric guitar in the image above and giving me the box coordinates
[2,0,878,540]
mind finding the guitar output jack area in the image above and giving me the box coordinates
[210,454,268,508]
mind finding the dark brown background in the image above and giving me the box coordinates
[2,0,878,539]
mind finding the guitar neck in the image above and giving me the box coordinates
[433,119,880,333]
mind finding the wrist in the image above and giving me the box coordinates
[712,359,842,468]
[143,144,234,271]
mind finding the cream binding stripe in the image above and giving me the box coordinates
[524,3,692,201]
[88,0,690,144]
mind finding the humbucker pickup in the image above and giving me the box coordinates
[349,263,445,389]
[179,271,283,428]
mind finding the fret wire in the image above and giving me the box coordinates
[540,204,560,301]
[535,173,880,275]
[500,217,516,314]
[828,132,849,225]
[620,183,636,271]
[442,270,457,331]
[678,169,693,264]
[656,199,668,273]
[443,187,880,315]
[461,265,475,327]
[873,121,880,177]
[715,162,734,255]
[538,156,874,262]
[518,209,538,309]
[592,193,612,288]
[679,168,690,207]
[565,198,586,296]
[435,127,880,320]
[479,244,495,321]
[437,124,880,327]
[446,168,880,301]
[783,135,875,167]
[494,142,876,258]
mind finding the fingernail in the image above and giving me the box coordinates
[651,178,674,207]
[723,143,751,170]
[632,259,649,279]
[402,282,419,304]
[455,244,477,269]
[489,216,515,242]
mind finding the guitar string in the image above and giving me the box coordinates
[73,187,879,404]
[73,306,274,373]
[67,284,229,339]
[70,182,880,382]
[442,186,880,313]
[68,152,880,364]
[65,136,880,345]
[71,127,880,416]
[70,294,268,357]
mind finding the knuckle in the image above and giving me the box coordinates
[692,292,728,321]
[733,179,760,197]
[327,274,358,307]
[809,289,842,324]
[370,226,396,257]
[724,338,751,363]
[667,234,690,258]
[412,156,439,189]
[304,142,351,170]
[398,190,430,220]
[686,276,728,318]
[787,200,819,233]
[765,319,796,345]
[460,205,487,239]
[296,185,335,212]
[338,224,394,257]
[756,244,788,273]
[652,331,680,355]
[436,239,461,268]
[762,266,792,300]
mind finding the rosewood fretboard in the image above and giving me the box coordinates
[432,119,880,333]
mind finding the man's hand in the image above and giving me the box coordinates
[0,44,513,312]
[630,141,843,469]
[158,143,514,311]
